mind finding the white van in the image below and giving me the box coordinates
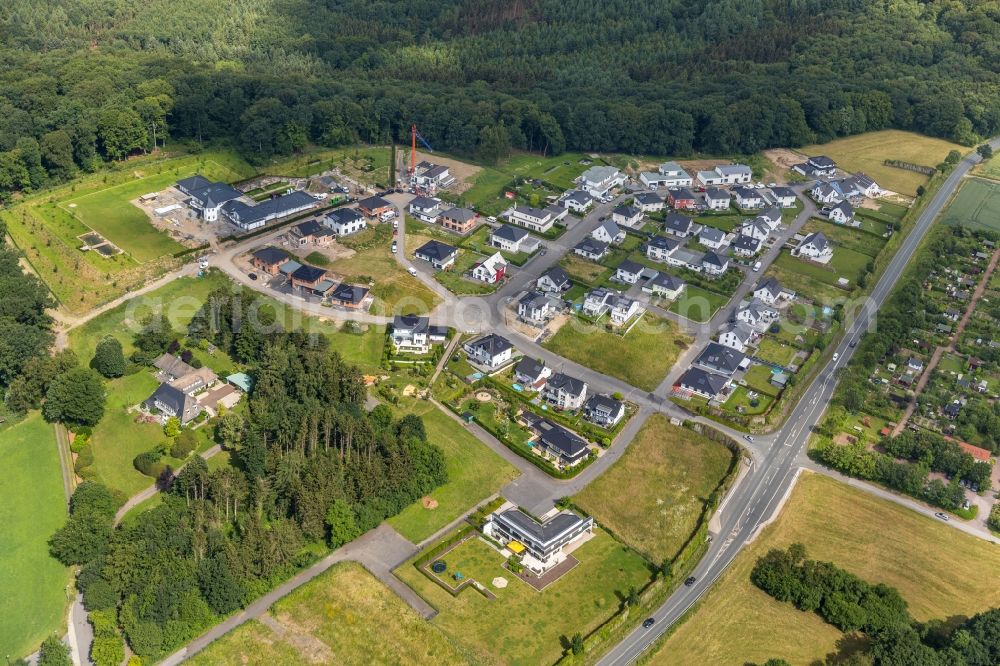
[407,267,418,277]
[752,261,762,272]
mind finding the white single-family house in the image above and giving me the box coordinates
[704,187,730,211]
[794,232,834,263]
[702,251,729,276]
[731,235,762,257]
[577,166,626,198]
[733,186,763,210]
[737,298,779,329]
[323,207,367,236]
[543,373,589,410]
[828,200,854,225]
[634,192,665,213]
[699,226,728,250]
[718,322,756,353]
[753,277,794,304]
[768,187,797,208]
[518,291,560,323]
[471,252,507,283]
[664,212,700,238]
[612,204,644,228]
[408,196,443,223]
[574,237,610,261]
[646,235,679,263]
[696,164,753,186]
[639,161,692,188]
[464,333,514,368]
[643,272,686,300]
[491,225,539,254]
[592,219,626,245]
[584,394,626,427]
[562,190,595,214]
[537,267,570,293]
[414,240,459,270]
[614,259,646,285]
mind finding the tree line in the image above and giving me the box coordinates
[752,545,1000,665]
[1,0,999,200]
[46,287,448,662]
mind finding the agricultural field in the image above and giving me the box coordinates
[1,150,253,312]
[188,563,466,666]
[575,416,736,563]
[977,154,1000,181]
[940,178,1000,233]
[800,130,965,196]
[396,529,651,665]
[386,402,517,543]
[648,472,1000,666]
[0,413,72,660]
[543,315,690,391]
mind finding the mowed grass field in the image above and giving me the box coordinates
[575,415,735,563]
[396,529,651,665]
[977,154,1000,181]
[800,218,886,257]
[668,285,729,323]
[0,413,71,659]
[331,242,442,315]
[387,402,517,543]
[648,472,1000,666]
[800,130,965,196]
[543,315,691,391]
[188,563,467,666]
[941,177,1000,234]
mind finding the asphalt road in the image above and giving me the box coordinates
[596,141,999,666]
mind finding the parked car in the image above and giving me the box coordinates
[934,512,949,521]
[391,241,398,253]
[744,434,754,443]
[248,273,257,281]
[752,261,762,272]
[408,267,418,277]
[392,219,399,229]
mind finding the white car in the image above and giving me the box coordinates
[832,352,840,361]
[408,267,418,277]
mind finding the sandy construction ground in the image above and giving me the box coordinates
[411,150,482,194]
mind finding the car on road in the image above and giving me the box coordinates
[391,241,398,253]
[849,340,857,348]
[684,576,697,586]
[392,219,399,229]
[744,434,754,443]
[540,249,547,255]
[934,512,949,521]
[407,267,418,277]
[752,261,762,272]
[832,352,840,361]
[248,273,257,281]
[642,618,656,629]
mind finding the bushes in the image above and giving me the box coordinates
[133,450,163,477]
[170,430,198,458]
[48,481,121,566]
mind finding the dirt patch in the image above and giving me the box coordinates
[422,496,439,509]
[132,189,229,247]
[411,150,481,194]
[677,158,734,174]
[832,432,858,446]
[763,148,809,173]
[262,613,334,664]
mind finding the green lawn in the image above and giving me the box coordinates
[188,563,466,666]
[743,364,781,397]
[543,315,690,391]
[941,178,1000,233]
[723,386,774,415]
[695,214,742,232]
[461,226,534,265]
[575,415,735,563]
[387,402,517,543]
[332,242,442,315]
[0,413,72,660]
[755,337,800,367]
[434,251,497,295]
[559,253,613,286]
[764,259,846,305]
[668,285,729,322]
[773,250,865,290]
[396,529,651,665]
[800,218,886,257]
[264,145,393,184]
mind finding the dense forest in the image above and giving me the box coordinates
[0,0,998,198]
[752,545,1000,665]
[48,288,447,661]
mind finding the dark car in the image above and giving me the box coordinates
[248,273,257,281]
[642,617,656,629]
[849,340,857,348]
[684,576,697,586]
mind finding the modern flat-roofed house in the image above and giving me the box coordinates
[508,205,557,233]
[718,322,756,352]
[733,186,763,210]
[696,164,752,186]
[408,196,442,223]
[222,191,319,231]
[144,383,202,425]
[391,314,447,354]
[592,219,626,245]
[518,290,560,323]
[562,190,595,214]
[251,247,291,275]
[753,277,795,304]
[675,367,730,400]
[639,161,692,188]
[491,225,539,254]
[668,188,698,210]
[411,161,455,193]
[484,507,594,574]
[793,232,834,263]
[439,207,478,234]
[464,333,514,368]
[612,204,643,228]
[514,356,552,389]
[414,240,459,270]
[643,272,686,300]
[704,187,730,211]
[357,195,394,218]
[471,252,507,284]
[329,283,372,309]
[615,259,646,285]
[324,207,367,236]
[537,266,570,293]
[828,200,855,225]
[543,372,588,410]
[695,342,746,376]
[769,187,797,208]
[664,212,700,238]
[793,155,837,177]
[176,175,243,222]
[646,235,680,263]
[584,394,625,427]
[699,226,728,250]
[634,192,665,213]
[574,237,610,261]
[290,264,329,292]
[576,165,626,198]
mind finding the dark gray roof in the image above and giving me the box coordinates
[441,207,476,223]
[145,383,195,417]
[393,314,429,334]
[515,356,546,381]
[223,191,317,224]
[831,200,854,215]
[495,508,589,546]
[617,259,644,275]
[358,195,391,211]
[252,246,290,266]
[614,204,641,218]
[326,207,364,226]
[769,187,795,198]
[295,220,325,237]
[733,235,761,252]
[702,251,727,268]
[409,195,439,209]
[189,182,243,208]
[755,277,782,297]
[176,175,212,193]
[634,192,663,205]
[733,186,759,199]
[291,264,327,283]
[330,283,369,304]
[648,272,685,291]
[700,226,726,243]
[671,187,696,200]
[415,240,458,261]
[802,232,830,251]
[696,342,745,374]
[575,237,609,255]
[492,224,529,243]
[585,393,623,414]
[678,367,729,396]
[541,266,570,286]
[664,212,694,233]
[565,189,593,204]
[547,372,586,397]
[808,155,836,168]
[648,235,680,252]
[467,333,512,356]
[705,187,729,201]
[533,419,589,460]
[759,206,782,223]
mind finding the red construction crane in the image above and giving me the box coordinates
[409,124,434,174]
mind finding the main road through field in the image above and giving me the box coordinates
[596,140,1000,666]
